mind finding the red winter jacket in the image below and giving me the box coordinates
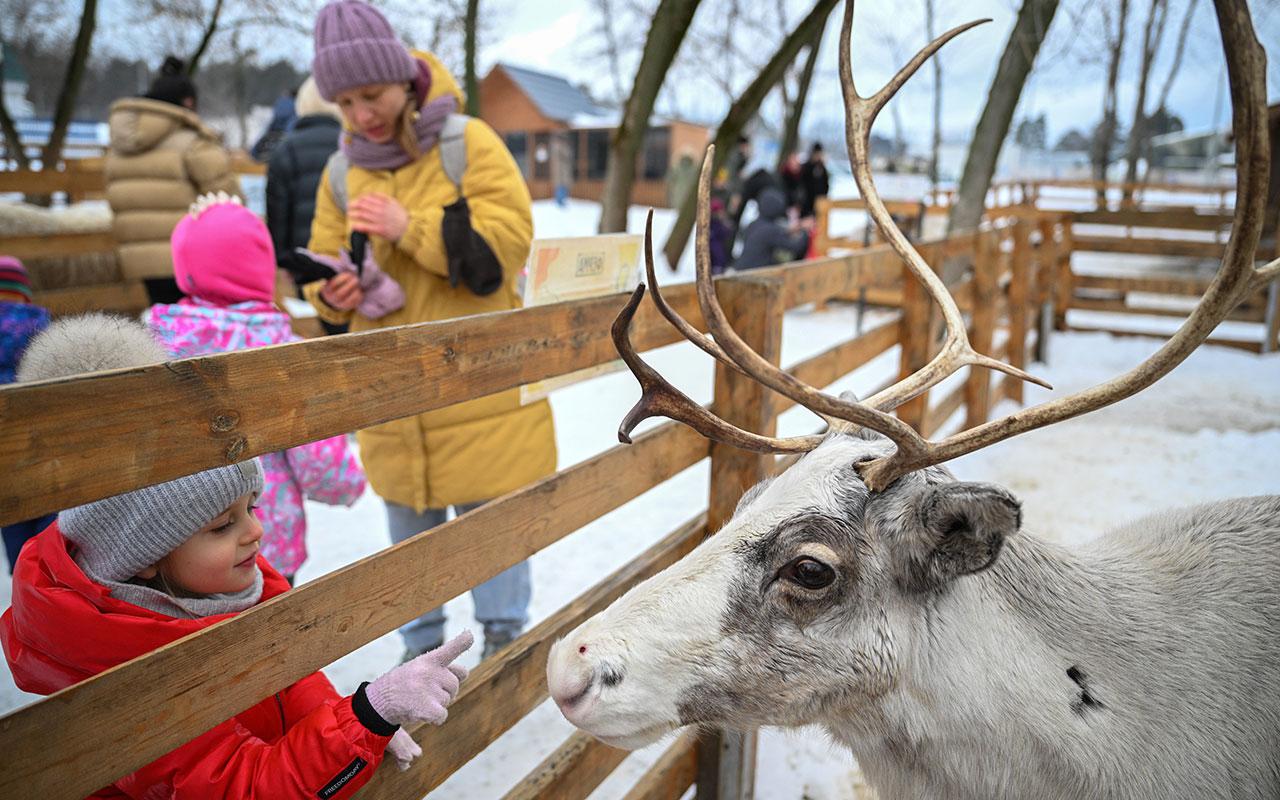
[1,522,395,799]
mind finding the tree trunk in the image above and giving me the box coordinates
[776,32,823,171]
[947,0,1061,239]
[662,0,840,267]
[40,0,98,171]
[924,0,942,191]
[187,0,225,78]
[597,0,702,233]
[464,0,480,116]
[1142,0,1196,183]
[1120,0,1169,205]
[1090,0,1130,208]
[0,86,30,170]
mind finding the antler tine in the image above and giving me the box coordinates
[687,146,928,453]
[838,0,1051,416]
[612,283,823,453]
[856,0,1271,491]
[638,208,745,376]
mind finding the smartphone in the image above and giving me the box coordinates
[350,231,369,278]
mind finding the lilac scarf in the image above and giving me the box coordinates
[341,59,459,171]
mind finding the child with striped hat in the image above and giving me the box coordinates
[0,256,50,384]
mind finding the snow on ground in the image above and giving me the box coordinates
[2,197,1278,798]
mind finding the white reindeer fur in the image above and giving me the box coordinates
[548,436,1280,799]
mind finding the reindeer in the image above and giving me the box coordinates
[546,2,1280,797]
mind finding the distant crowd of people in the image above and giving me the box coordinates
[670,135,830,275]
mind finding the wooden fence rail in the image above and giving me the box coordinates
[0,229,1042,799]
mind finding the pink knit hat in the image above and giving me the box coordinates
[171,194,276,307]
[312,0,417,102]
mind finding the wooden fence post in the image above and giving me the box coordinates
[1054,216,1076,331]
[813,198,830,257]
[699,274,784,800]
[1007,220,1031,404]
[964,231,996,430]
[1033,215,1057,363]
[895,248,939,433]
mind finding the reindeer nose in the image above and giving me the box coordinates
[547,637,597,714]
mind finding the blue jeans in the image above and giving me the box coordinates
[3,514,56,573]
[385,500,531,653]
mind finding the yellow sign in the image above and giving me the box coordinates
[520,233,643,404]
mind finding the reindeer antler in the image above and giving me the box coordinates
[612,0,1272,493]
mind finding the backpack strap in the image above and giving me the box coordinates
[324,149,350,214]
[439,113,469,196]
[325,114,468,212]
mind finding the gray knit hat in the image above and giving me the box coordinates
[312,0,417,101]
[60,460,265,582]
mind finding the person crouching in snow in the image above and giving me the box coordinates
[144,193,367,584]
[0,318,472,797]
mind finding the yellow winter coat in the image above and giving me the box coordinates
[105,98,242,281]
[305,53,556,511]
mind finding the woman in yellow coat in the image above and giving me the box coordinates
[305,0,556,660]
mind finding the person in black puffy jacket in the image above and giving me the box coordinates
[266,76,346,333]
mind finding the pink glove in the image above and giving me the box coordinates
[367,631,473,727]
[297,247,406,319]
[385,728,422,772]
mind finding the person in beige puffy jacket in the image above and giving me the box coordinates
[105,56,242,304]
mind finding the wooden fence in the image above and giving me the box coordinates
[814,187,1279,354]
[0,224,1045,799]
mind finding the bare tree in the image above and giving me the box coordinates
[662,0,841,268]
[1140,0,1196,181]
[0,88,29,169]
[597,0,703,233]
[590,0,629,104]
[40,0,98,169]
[923,0,942,191]
[1120,0,1169,205]
[1090,0,1130,208]
[186,0,225,76]
[776,29,823,170]
[947,0,1060,239]
[464,0,479,115]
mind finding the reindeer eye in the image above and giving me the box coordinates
[781,557,836,590]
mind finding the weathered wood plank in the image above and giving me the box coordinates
[1006,221,1032,405]
[1,231,116,259]
[0,425,709,799]
[621,732,699,800]
[1072,209,1234,230]
[965,230,998,430]
[775,316,902,415]
[501,731,629,800]
[1066,324,1263,353]
[1069,294,1266,322]
[1073,236,1226,259]
[361,513,707,799]
[33,281,147,317]
[0,285,711,524]
[924,384,966,438]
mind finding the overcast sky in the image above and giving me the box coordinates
[478,0,1280,150]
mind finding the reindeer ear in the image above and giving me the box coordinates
[909,482,1021,587]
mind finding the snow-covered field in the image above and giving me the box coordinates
[1,198,1277,798]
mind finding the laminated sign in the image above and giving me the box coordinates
[520,234,643,404]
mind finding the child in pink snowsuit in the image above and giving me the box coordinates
[146,193,366,582]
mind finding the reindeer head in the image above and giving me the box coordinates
[549,0,1270,754]
[547,432,1021,747]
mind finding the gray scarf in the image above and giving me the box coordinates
[77,554,263,619]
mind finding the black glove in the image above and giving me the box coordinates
[441,197,504,297]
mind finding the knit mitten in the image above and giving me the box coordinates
[295,247,406,319]
[366,630,473,727]
[385,728,422,771]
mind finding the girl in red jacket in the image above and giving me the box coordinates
[1,322,472,799]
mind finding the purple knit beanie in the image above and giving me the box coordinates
[312,0,417,101]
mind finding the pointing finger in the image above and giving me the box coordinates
[430,630,475,664]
